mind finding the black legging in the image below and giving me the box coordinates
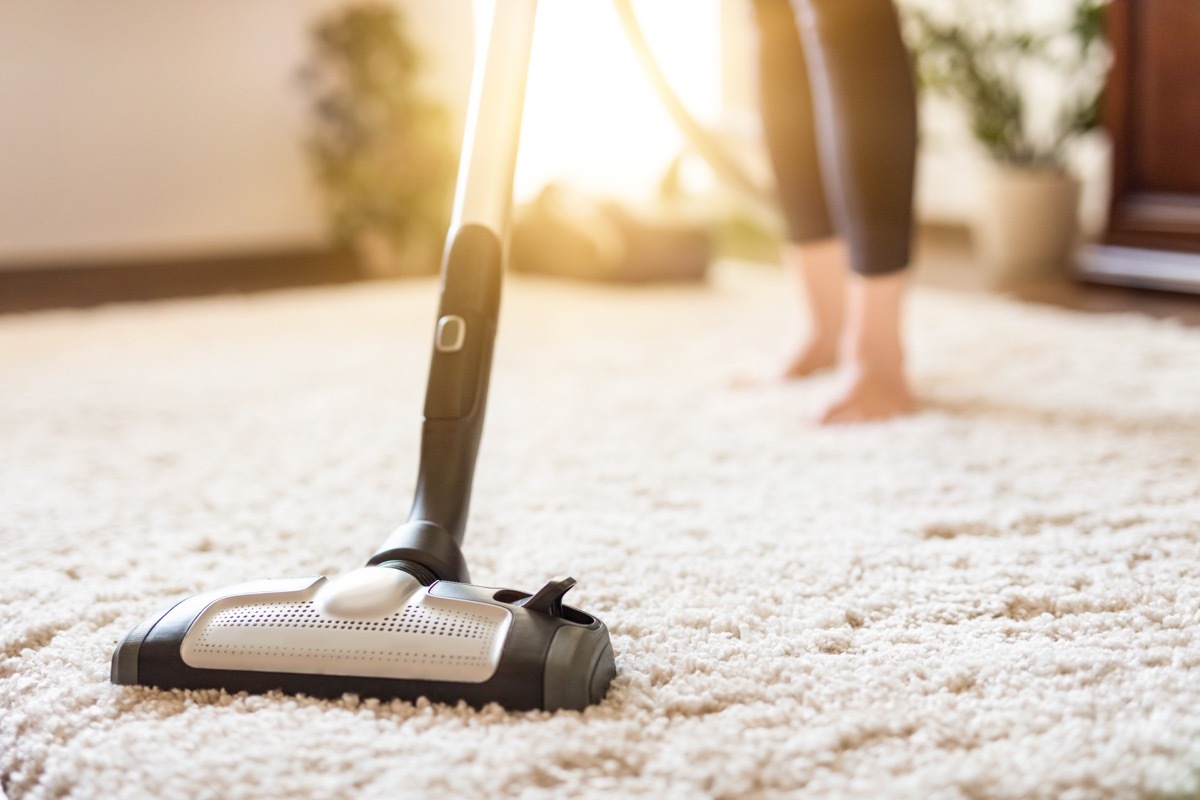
[752,0,917,276]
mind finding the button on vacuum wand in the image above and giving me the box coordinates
[435,315,467,353]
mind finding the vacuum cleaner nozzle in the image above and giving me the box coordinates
[112,568,616,711]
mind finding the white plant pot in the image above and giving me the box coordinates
[972,165,1082,284]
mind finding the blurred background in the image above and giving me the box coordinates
[1,0,1197,314]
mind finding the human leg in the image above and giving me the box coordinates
[776,238,845,378]
[796,0,919,421]
[750,0,846,379]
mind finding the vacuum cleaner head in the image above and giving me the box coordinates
[113,568,615,711]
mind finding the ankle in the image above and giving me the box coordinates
[783,238,848,337]
[839,270,908,375]
[841,339,906,379]
[806,330,841,355]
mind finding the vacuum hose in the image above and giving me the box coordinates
[612,0,775,209]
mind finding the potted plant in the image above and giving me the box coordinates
[904,0,1109,283]
[298,4,455,278]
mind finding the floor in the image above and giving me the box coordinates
[3,267,1198,798]
[912,225,1200,327]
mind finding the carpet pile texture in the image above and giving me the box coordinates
[2,265,1199,799]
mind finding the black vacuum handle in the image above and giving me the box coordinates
[369,0,539,583]
[367,224,502,583]
[410,223,502,541]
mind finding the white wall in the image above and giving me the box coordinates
[0,0,474,267]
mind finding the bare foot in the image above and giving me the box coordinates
[733,338,838,387]
[777,338,838,379]
[816,270,915,424]
[819,366,916,424]
[735,239,847,388]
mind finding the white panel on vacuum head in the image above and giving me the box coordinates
[179,585,512,684]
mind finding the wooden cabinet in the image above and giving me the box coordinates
[1081,0,1200,291]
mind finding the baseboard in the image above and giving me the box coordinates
[0,246,363,314]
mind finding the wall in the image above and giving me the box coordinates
[0,0,1110,268]
[0,0,474,267]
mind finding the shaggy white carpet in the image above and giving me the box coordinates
[2,264,1199,800]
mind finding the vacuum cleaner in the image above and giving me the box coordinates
[111,0,615,712]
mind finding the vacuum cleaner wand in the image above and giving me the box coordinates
[369,0,535,583]
[111,0,616,711]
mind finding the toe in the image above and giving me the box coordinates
[818,399,859,425]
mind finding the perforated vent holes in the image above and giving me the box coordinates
[206,600,496,639]
[180,589,512,684]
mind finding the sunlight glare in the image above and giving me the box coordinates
[513,0,722,203]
